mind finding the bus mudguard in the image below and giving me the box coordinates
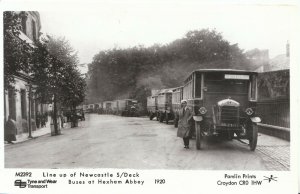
[193,116,203,122]
[250,117,261,123]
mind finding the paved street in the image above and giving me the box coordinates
[5,114,290,170]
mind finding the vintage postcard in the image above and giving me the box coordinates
[0,0,299,193]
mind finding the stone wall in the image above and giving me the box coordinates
[256,69,290,139]
[257,69,289,100]
[5,77,30,134]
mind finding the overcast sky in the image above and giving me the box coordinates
[4,1,298,72]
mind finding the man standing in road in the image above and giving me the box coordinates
[177,100,193,149]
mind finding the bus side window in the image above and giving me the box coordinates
[195,73,202,98]
[250,75,257,100]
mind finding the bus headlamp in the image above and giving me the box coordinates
[245,108,254,116]
[199,107,207,115]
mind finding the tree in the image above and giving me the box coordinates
[60,66,86,109]
[4,11,85,133]
[32,36,86,133]
[244,48,269,70]
[86,29,251,111]
[3,11,33,90]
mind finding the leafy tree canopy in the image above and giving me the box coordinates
[4,11,33,90]
[86,29,254,112]
[32,35,86,108]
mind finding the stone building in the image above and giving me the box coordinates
[266,42,290,71]
[4,11,48,135]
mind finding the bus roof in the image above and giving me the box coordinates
[184,69,257,82]
[116,99,138,102]
[172,86,183,92]
[192,69,257,74]
[159,88,175,94]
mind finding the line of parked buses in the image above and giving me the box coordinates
[82,99,139,117]
[82,69,261,151]
[146,69,261,151]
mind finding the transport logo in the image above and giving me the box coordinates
[14,179,27,188]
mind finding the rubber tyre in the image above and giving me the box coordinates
[195,121,202,150]
[174,114,178,128]
[149,113,153,120]
[249,123,258,151]
[174,118,178,128]
[166,113,169,124]
[227,131,234,141]
[159,113,164,123]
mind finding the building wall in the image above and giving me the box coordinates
[5,77,44,134]
[5,78,30,134]
[264,42,290,72]
[21,11,41,42]
[4,11,42,135]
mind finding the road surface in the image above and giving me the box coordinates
[5,114,290,170]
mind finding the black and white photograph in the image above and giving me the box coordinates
[0,0,299,193]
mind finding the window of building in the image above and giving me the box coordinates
[21,16,27,35]
[8,89,16,120]
[20,89,27,119]
[32,19,37,41]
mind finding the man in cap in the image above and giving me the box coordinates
[177,100,193,149]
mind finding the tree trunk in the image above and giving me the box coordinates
[4,89,7,121]
[53,94,58,135]
[71,104,77,128]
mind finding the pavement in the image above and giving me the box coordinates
[253,128,290,170]
[4,119,71,145]
[4,114,290,170]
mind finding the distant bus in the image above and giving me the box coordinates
[116,99,138,116]
[103,101,113,114]
[157,88,175,124]
[172,86,183,127]
[147,95,158,120]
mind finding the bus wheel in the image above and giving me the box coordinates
[174,116,178,128]
[159,113,164,122]
[195,121,202,150]
[165,113,169,124]
[149,113,153,120]
[248,123,258,151]
[227,131,234,141]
